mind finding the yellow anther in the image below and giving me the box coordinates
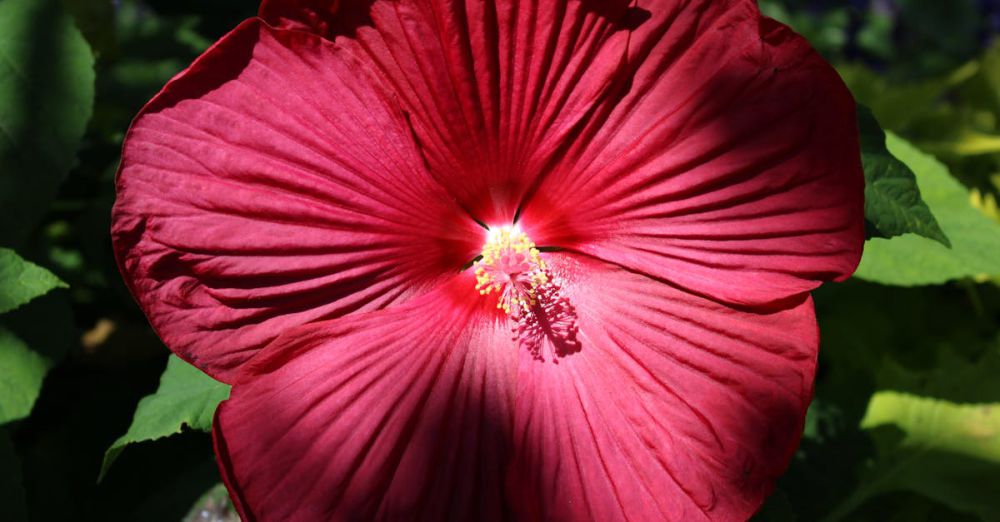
[473,225,547,316]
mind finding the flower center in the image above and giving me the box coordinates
[474,225,581,362]
[474,226,548,316]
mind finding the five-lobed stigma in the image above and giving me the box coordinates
[474,226,548,316]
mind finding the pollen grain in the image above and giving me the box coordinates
[474,226,548,316]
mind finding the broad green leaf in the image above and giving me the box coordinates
[0,292,73,425]
[0,327,48,425]
[776,278,1000,522]
[858,107,949,246]
[0,428,27,522]
[823,394,1000,521]
[854,135,1000,284]
[0,0,95,246]
[862,393,1000,463]
[101,356,230,480]
[0,248,66,314]
[821,344,1000,522]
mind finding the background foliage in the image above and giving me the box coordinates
[1,0,999,520]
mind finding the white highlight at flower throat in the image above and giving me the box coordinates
[474,225,579,361]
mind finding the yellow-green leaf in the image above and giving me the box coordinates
[0,248,66,314]
[100,356,230,480]
[855,135,1000,284]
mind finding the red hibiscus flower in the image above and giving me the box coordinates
[112,0,864,520]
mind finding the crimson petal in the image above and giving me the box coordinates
[261,0,863,306]
[521,1,863,307]
[215,253,818,520]
[508,254,818,521]
[112,20,481,382]
[214,277,517,521]
[260,0,638,224]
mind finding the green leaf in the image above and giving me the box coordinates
[823,395,1000,521]
[858,106,949,246]
[0,327,49,425]
[863,393,1000,464]
[0,0,95,246]
[821,343,1000,522]
[0,248,66,314]
[101,356,230,480]
[0,291,74,425]
[854,135,1000,285]
[776,277,1000,521]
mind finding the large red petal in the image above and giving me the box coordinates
[259,1,862,306]
[112,20,481,382]
[213,277,518,521]
[508,253,818,521]
[260,0,638,224]
[519,1,863,307]
[214,252,818,520]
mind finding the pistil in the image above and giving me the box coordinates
[474,226,548,316]
[474,225,580,362]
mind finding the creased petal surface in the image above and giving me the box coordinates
[214,277,517,521]
[119,1,856,518]
[261,0,639,224]
[112,20,481,381]
[508,253,818,521]
[215,254,817,521]
[260,0,863,306]
[521,1,864,306]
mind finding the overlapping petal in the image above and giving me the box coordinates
[509,254,818,521]
[214,277,518,521]
[259,0,864,307]
[115,0,861,518]
[214,254,817,521]
[260,0,639,224]
[112,20,482,382]
[520,1,864,307]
